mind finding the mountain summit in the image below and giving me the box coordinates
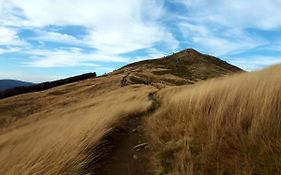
[115,48,243,86]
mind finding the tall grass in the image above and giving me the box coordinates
[147,64,281,175]
[0,85,155,174]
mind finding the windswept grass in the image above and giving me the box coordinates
[0,80,156,174]
[0,55,279,175]
[147,64,281,175]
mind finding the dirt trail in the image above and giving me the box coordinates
[89,90,160,175]
[120,73,130,87]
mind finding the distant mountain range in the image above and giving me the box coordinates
[0,73,97,99]
[0,79,34,91]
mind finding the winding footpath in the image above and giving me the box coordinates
[91,82,161,175]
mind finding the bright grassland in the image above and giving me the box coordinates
[0,74,156,175]
[147,64,281,175]
[0,61,280,175]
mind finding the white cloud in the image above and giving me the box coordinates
[31,31,83,45]
[228,56,281,71]
[177,0,281,30]
[0,0,178,68]
[0,47,22,54]
[7,0,178,53]
[174,0,281,56]
[178,22,266,56]
[86,25,178,55]
[24,48,130,67]
[260,42,281,52]
[130,48,167,63]
[1,0,280,73]
[0,70,63,83]
[0,1,25,26]
[0,27,26,46]
[9,0,166,27]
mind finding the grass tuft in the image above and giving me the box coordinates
[147,64,281,175]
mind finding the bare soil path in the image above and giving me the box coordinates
[89,90,160,175]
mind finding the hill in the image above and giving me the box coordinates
[0,72,96,99]
[1,49,279,175]
[146,64,281,175]
[0,79,34,91]
[114,48,243,86]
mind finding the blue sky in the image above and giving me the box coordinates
[0,0,281,82]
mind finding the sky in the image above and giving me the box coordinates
[0,0,281,82]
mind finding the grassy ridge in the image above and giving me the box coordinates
[147,64,281,175]
[0,84,155,174]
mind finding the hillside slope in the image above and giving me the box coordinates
[147,64,281,175]
[0,49,248,175]
[0,73,157,174]
[115,48,243,86]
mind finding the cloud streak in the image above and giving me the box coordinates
[0,27,26,46]
[0,0,281,81]
[0,0,178,68]
[229,56,281,70]
[24,48,130,67]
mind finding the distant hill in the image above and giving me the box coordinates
[114,48,244,86]
[0,73,96,99]
[0,80,34,91]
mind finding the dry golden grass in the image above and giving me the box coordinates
[147,64,281,175]
[0,73,156,174]
[0,74,123,128]
[0,59,279,175]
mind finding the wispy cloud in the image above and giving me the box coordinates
[0,0,281,81]
[0,27,26,46]
[30,31,83,45]
[178,23,265,55]
[229,56,281,71]
[0,70,64,83]
[24,48,130,67]
[0,0,178,68]
[165,0,281,70]
[0,46,21,54]
[176,0,281,30]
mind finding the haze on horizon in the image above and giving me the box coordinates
[0,0,281,82]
